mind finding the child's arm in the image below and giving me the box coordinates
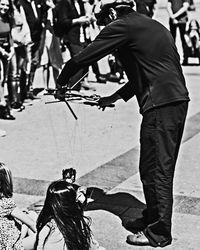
[36,225,51,250]
[11,207,36,233]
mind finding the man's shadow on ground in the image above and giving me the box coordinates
[84,187,146,228]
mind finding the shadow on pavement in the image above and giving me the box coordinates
[85,187,146,230]
[28,186,146,230]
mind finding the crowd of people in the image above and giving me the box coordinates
[0,0,158,120]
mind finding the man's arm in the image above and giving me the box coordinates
[98,79,136,110]
[98,92,121,110]
[57,19,129,86]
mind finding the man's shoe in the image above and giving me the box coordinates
[11,102,23,110]
[123,217,147,233]
[0,106,15,120]
[126,232,150,246]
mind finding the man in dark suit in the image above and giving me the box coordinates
[54,0,107,90]
[20,0,47,99]
[54,0,89,90]
[56,0,189,247]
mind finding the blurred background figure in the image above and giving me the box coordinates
[0,0,15,120]
[184,19,200,64]
[53,0,93,91]
[83,0,107,84]
[20,0,48,99]
[167,0,190,65]
[11,0,32,109]
[40,0,63,94]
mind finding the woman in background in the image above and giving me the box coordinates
[0,0,15,119]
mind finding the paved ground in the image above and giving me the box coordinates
[1,1,200,249]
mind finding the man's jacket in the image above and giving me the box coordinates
[58,11,189,114]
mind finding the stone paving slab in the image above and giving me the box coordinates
[85,209,200,250]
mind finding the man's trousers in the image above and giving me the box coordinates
[139,101,188,247]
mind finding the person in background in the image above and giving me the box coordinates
[0,162,37,249]
[53,0,94,91]
[20,0,48,99]
[40,0,63,94]
[167,0,190,65]
[0,0,15,120]
[184,19,200,64]
[83,0,107,84]
[11,0,32,109]
[34,179,106,250]
[56,0,189,247]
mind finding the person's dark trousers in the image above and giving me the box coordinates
[169,20,187,61]
[65,42,87,91]
[139,101,188,247]
[7,51,24,108]
[20,69,27,102]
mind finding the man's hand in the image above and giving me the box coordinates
[98,96,114,111]
[98,93,121,111]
